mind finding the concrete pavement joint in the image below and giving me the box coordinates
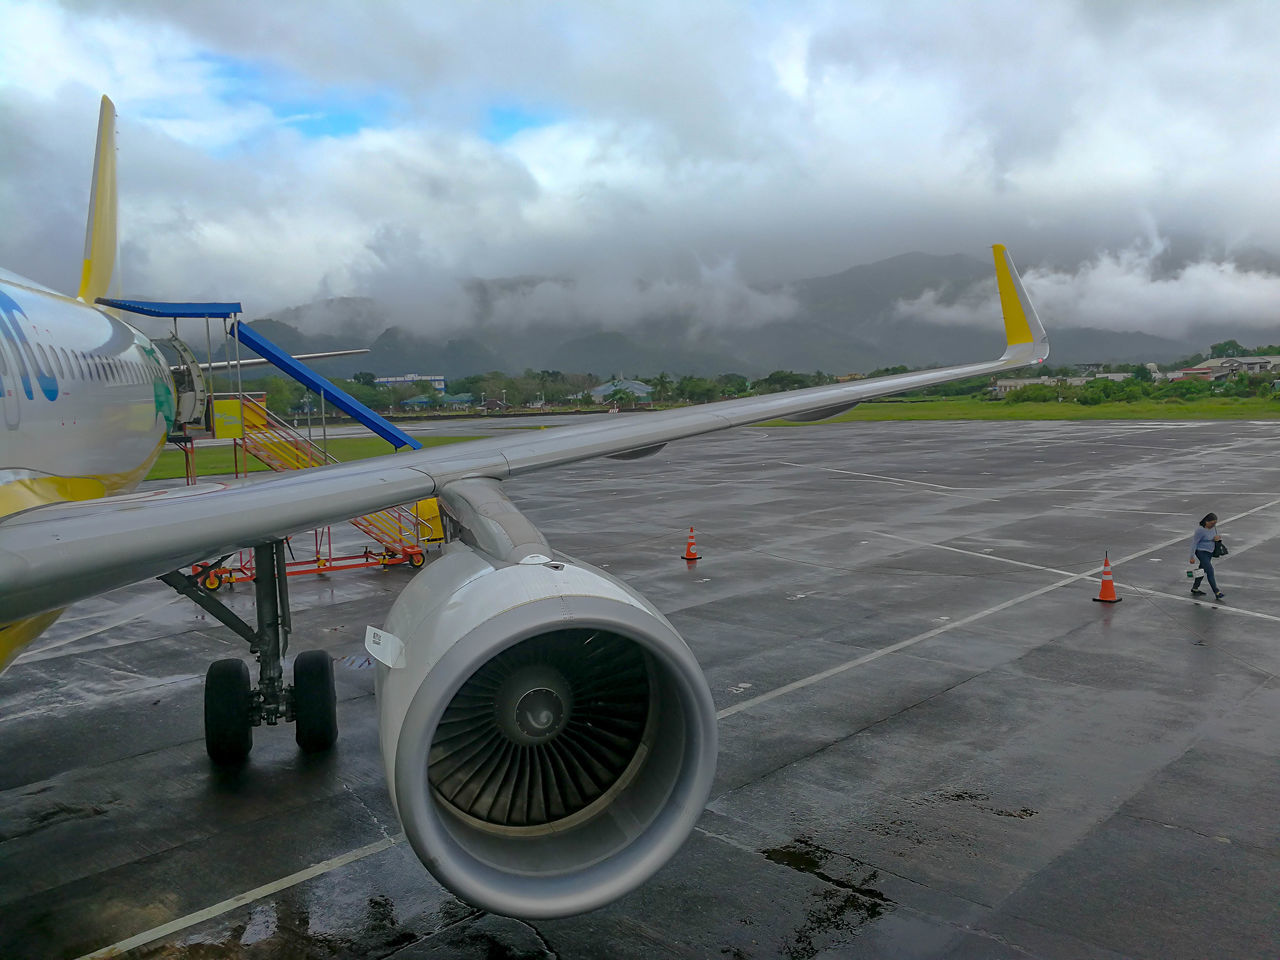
[51,424,1280,959]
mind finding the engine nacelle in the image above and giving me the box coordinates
[376,542,717,918]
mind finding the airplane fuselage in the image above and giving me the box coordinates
[0,271,175,518]
[0,270,175,663]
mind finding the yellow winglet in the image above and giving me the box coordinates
[992,243,1048,360]
[77,95,117,304]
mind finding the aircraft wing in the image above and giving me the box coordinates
[182,348,372,372]
[0,246,1048,623]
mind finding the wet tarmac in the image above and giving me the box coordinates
[2,418,1279,959]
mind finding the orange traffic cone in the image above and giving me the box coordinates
[1092,553,1122,603]
[682,527,700,561]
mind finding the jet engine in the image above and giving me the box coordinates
[373,479,717,918]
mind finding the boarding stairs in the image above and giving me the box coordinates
[235,395,430,559]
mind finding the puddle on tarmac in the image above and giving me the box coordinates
[760,836,896,960]
[131,895,481,959]
[915,788,1038,819]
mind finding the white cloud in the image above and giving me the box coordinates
[897,238,1280,337]
[1,0,1279,340]
[480,260,797,332]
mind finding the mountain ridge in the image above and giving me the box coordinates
[223,251,1270,379]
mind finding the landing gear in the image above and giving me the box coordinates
[204,658,252,763]
[293,649,338,752]
[161,540,339,765]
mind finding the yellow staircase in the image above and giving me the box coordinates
[235,396,439,557]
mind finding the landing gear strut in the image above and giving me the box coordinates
[160,540,338,764]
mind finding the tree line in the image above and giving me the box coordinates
[1006,373,1280,405]
[233,337,1280,418]
[233,368,849,417]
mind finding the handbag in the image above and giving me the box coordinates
[1212,539,1229,558]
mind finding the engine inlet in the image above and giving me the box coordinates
[428,630,653,831]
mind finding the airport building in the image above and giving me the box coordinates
[375,374,447,391]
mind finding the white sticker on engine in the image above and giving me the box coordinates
[365,626,406,669]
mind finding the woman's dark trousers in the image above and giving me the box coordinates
[1194,549,1220,594]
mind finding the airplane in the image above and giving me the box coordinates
[0,96,1049,921]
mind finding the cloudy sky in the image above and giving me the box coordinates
[2,0,1279,337]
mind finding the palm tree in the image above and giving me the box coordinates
[650,371,673,402]
[605,387,638,409]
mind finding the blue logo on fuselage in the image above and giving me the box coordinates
[0,287,58,402]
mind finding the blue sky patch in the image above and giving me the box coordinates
[196,52,390,140]
[483,104,560,142]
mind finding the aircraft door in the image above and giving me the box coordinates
[163,335,209,430]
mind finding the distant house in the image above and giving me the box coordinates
[1174,356,1280,381]
[400,394,437,409]
[437,392,474,409]
[1214,357,1280,375]
[478,398,510,412]
[992,376,1089,398]
[588,379,654,403]
[403,392,473,410]
[994,372,1139,396]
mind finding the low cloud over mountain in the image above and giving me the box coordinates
[236,246,1269,380]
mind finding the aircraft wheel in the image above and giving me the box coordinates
[205,659,253,764]
[294,650,338,753]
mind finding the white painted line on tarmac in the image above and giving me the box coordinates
[715,572,1081,720]
[875,531,1080,578]
[1050,505,1189,516]
[15,596,184,664]
[778,461,999,501]
[71,491,1280,959]
[74,836,402,960]
[777,461,961,490]
[719,494,1280,721]
[877,529,1280,626]
[1115,584,1280,624]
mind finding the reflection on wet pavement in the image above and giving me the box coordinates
[762,837,894,959]
[4,419,1280,958]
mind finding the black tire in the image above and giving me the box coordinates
[205,659,253,764]
[293,650,338,752]
[409,551,425,568]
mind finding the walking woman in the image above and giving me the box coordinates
[1189,512,1225,600]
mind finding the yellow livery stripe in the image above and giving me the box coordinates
[0,440,163,668]
[0,438,162,520]
[0,612,64,674]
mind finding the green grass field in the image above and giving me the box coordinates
[764,395,1280,425]
[146,434,483,481]
[152,396,1280,481]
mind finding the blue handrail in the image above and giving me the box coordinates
[230,321,421,451]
